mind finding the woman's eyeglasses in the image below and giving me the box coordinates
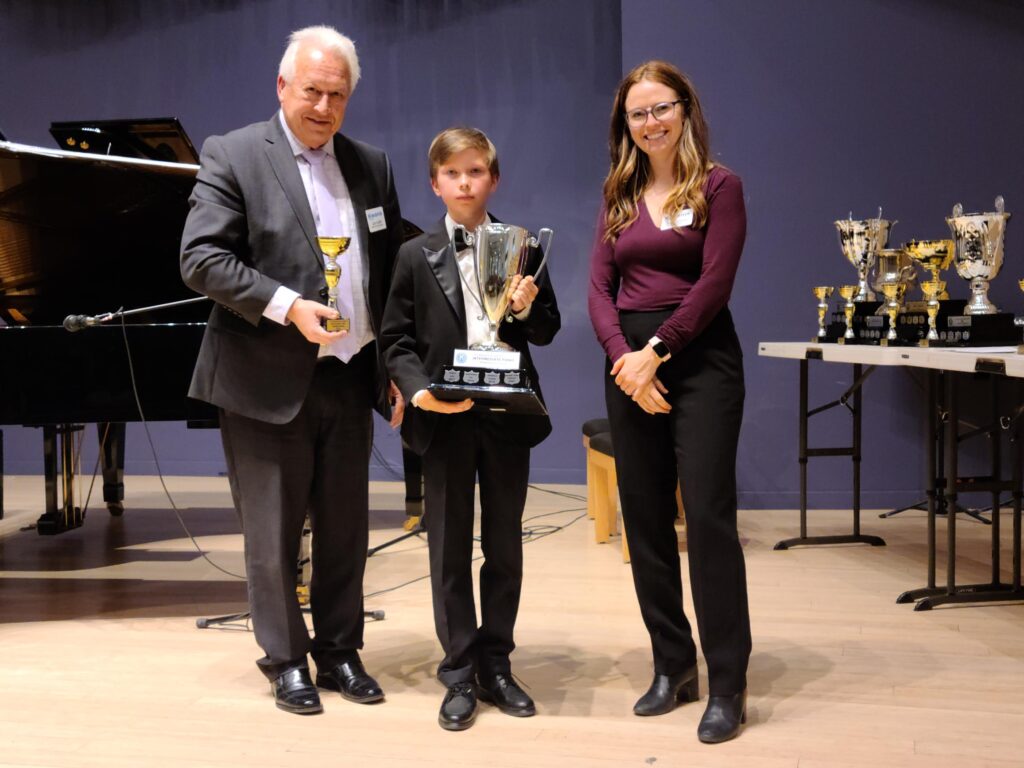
[624,100,684,126]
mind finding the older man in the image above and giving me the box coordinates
[181,25,404,714]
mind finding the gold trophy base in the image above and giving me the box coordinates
[323,317,350,333]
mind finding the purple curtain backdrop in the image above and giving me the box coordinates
[2,0,1022,508]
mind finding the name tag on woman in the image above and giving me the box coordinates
[660,208,694,230]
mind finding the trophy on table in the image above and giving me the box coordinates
[920,279,946,342]
[317,236,351,332]
[427,222,553,414]
[838,285,858,341]
[812,285,834,340]
[941,196,1019,345]
[835,209,894,302]
[904,239,954,300]
[947,197,1010,315]
[872,247,919,345]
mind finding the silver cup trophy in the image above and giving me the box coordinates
[872,248,918,342]
[946,196,1011,315]
[835,209,895,302]
[430,222,554,415]
[455,222,553,350]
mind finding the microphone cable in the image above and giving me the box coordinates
[116,315,245,580]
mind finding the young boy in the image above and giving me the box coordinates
[380,127,560,731]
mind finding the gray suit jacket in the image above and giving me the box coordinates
[180,115,403,424]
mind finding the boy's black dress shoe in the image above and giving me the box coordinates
[697,690,747,743]
[271,667,323,715]
[438,682,478,731]
[477,673,536,717]
[633,665,699,716]
[316,660,385,703]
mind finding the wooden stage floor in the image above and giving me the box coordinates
[1,476,1023,767]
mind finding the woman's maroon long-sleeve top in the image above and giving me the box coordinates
[588,165,747,361]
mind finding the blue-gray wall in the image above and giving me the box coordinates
[2,0,1022,507]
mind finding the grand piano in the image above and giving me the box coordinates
[0,120,213,534]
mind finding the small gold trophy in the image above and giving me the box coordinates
[317,236,351,332]
[881,282,901,343]
[920,279,946,343]
[838,285,857,341]
[1019,279,1024,354]
[813,286,833,340]
[904,239,954,300]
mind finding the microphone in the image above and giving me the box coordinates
[62,312,114,332]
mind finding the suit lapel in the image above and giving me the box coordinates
[334,135,372,293]
[262,117,321,268]
[422,219,466,332]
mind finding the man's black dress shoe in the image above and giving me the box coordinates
[697,690,747,743]
[271,667,323,715]
[477,673,536,717]
[633,665,699,716]
[438,682,478,731]
[316,660,385,703]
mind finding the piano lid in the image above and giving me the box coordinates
[0,140,201,327]
[49,117,200,164]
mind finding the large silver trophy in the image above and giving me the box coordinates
[458,222,553,350]
[427,222,553,414]
[835,209,895,302]
[947,197,1011,315]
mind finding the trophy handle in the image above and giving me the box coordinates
[529,228,554,281]
[453,223,474,248]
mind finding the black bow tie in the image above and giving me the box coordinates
[452,227,469,251]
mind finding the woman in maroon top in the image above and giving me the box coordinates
[588,60,752,744]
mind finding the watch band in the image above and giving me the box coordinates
[648,336,671,361]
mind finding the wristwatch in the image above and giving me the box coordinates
[648,336,671,362]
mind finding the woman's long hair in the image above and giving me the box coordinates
[602,60,712,242]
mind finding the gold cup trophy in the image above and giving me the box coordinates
[838,285,858,341]
[812,286,833,340]
[317,236,351,332]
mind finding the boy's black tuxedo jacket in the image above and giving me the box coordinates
[381,216,560,456]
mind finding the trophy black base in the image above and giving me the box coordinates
[428,383,548,415]
[922,310,1023,347]
[428,365,547,415]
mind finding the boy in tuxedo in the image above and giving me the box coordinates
[381,127,559,730]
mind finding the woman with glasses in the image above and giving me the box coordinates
[588,60,752,744]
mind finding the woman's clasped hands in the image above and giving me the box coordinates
[611,347,671,415]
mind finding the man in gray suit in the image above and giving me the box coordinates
[180,25,404,715]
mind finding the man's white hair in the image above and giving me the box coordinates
[278,25,361,90]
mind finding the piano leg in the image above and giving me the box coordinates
[37,423,85,535]
[98,422,126,516]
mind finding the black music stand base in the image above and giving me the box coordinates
[196,607,384,630]
[774,534,885,550]
[897,583,1024,611]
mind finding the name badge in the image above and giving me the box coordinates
[660,208,694,230]
[365,206,386,233]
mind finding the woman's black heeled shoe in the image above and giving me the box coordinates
[632,666,699,716]
[697,689,747,743]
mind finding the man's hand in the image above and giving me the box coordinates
[611,346,661,397]
[415,391,473,414]
[286,298,347,344]
[509,275,539,313]
[389,381,405,428]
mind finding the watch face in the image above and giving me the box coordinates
[653,341,670,359]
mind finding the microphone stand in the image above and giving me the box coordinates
[63,296,209,332]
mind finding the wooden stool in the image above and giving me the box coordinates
[583,421,685,564]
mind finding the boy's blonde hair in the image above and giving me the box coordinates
[428,127,500,179]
